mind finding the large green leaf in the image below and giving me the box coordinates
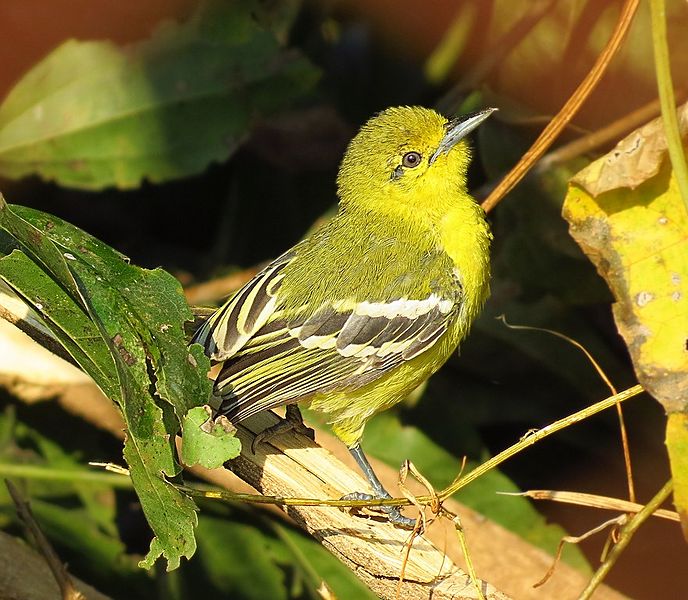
[0,197,230,570]
[0,0,319,189]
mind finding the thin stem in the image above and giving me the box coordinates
[579,479,674,599]
[177,385,644,510]
[481,0,640,213]
[649,0,688,213]
[438,385,643,502]
[0,464,133,489]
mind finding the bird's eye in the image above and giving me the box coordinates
[402,151,422,168]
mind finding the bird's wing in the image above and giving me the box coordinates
[191,251,293,361]
[196,260,461,423]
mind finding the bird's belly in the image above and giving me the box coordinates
[308,330,458,447]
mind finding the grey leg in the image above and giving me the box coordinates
[343,444,416,529]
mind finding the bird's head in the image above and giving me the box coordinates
[336,106,496,221]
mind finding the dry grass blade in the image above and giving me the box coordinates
[506,489,679,522]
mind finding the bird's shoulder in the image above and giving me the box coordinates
[280,211,460,309]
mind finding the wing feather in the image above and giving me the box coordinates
[191,252,292,361]
[207,293,460,423]
[192,249,462,423]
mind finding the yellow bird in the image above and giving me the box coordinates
[192,106,495,527]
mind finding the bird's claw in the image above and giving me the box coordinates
[340,491,417,530]
[251,404,315,454]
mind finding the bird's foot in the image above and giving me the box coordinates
[340,491,417,530]
[251,404,315,453]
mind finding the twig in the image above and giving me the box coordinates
[536,94,681,170]
[578,479,674,599]
[0,298,79,370]
[481,0,640,213]
[6,480,85,600]
[218,411,509,600]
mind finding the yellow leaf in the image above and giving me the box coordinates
[666,413,688,540]
[563,103,688,535]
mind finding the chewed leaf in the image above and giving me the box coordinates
[0,197,211,570]
[563,105,688,535]
[571,102,688,195]
[181,406,241,470]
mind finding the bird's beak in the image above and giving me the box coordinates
[429,107,498,164]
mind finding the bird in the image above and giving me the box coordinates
[192,105,495,527]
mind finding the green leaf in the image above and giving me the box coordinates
[9,203,210,420]
[0,198,212,570]
[181,407,241,470]
[192,515,289,600]
[0,250,117,398]
[0,0,319,190]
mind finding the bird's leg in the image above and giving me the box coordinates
[251,404,315,454]
[341,444,416,529]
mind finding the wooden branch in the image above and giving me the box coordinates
[225,411,507,599]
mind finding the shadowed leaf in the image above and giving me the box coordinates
[0,0,319,190]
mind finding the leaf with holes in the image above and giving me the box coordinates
[563,103,688,537]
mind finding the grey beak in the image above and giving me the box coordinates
[429,107,498,164]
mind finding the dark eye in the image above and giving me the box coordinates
[402,151,422,168]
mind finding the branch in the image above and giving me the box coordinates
[222,411,507,599]
[0,530,109,600]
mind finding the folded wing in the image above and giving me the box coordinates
[192,253,460,422]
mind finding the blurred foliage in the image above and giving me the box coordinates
[0,0,686,598]
[0,1,318,189]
